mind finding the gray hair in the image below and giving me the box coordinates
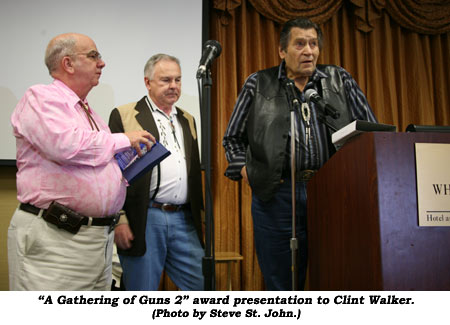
[44,35,77,75]
[144,53,181,80]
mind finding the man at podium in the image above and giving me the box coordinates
[223,18,377,290]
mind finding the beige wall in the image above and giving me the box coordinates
[0,166,18,290]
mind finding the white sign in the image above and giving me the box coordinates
[415,143,450,226]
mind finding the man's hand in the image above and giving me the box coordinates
[241,166,249,184]
[125,130,156,156]
[114,224,134,250]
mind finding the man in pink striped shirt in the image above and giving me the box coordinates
[8,32,154,290]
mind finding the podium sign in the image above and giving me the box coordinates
[415,143,450,227]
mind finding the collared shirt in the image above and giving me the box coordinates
[145,96,188,204]
[223,61,378,180]
[11,79,131,216]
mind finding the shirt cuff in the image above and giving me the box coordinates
[224,156,246,181]
[112,133,132,154]
[117,211,129,225]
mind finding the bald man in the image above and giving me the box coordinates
[8,33,154,290]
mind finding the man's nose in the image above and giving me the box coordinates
[98,58,106,68]
[303,43,313,54]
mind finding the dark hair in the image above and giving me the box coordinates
[279,18,323,51]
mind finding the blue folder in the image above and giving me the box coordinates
[116,142,171,184]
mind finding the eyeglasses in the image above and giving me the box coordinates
[72,50,102,61]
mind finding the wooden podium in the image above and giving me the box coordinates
[307,132,450,290]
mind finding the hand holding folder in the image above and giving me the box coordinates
[115,142,171,184]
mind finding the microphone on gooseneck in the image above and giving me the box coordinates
[196,40,222,78]
[304,89,340,119]
[284,79,301,110]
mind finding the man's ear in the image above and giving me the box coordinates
[61,56,75,74]
[278,46,286,60]
[144,77,151,91]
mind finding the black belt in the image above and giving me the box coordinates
[282,169,317,182]
[151,202,189,212]
[19,203,118,227]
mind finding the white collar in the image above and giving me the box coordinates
[145,96,177,118]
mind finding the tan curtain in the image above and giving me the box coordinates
[247,0,344,24]
[247,0,450,33]
[205,0,450,291]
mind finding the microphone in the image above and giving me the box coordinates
[284,79,300,109]
[304,89,340,119]
[196,40,222,78]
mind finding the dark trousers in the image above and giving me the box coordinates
[251,179,308,290]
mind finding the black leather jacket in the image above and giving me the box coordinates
[245,65,352,201]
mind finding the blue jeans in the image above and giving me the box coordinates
[119,204,204,290]
[251,179,308,290]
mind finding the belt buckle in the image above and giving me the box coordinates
[300,169,316,182]
[304,170,314,180]
[161,203,172,212]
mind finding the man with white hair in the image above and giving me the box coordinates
[109,53,204,290]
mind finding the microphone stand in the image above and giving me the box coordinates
[198,69,215,291]
[286,90,339,291]
[287,92,301,291]
[315,105,338,132]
